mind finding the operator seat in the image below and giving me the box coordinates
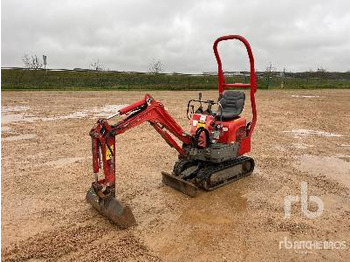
[216,90,245,121]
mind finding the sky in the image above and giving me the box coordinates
[2,0,350,73]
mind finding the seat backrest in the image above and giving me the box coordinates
[217,91,245,120]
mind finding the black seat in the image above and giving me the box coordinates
[216,91,245,121]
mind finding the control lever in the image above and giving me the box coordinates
[207,100,214,111]
[198,92,203,109]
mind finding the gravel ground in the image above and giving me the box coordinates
[1,90,350,261]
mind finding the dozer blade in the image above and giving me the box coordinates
[86,187,136,229]
[162,171,198,197]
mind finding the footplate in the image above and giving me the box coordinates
[161,171,198,197]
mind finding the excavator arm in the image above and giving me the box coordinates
[87,94,194,228]
[89,94,192,190]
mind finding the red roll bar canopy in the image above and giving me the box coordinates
[213,35,258,136]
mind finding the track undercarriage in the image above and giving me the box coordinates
[162,156,255,197]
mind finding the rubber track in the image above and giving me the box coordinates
[172,156,255,191]
[196,156,254,191]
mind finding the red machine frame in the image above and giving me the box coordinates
[89,35,257,193]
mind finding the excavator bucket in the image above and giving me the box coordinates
[162,171,198,197]
[86,187,136,228]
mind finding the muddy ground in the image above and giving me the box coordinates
[1,90,350,261]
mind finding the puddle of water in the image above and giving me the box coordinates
[2,134,37,141]
[283,129,342,138]
[1,126,14,133]
[44,157,85,168]
[1,113,39,124]
[90,104,128,117]
[1,106,30,113]
[336,154,350,158]
[296,154,350,189]
[42,111,89,121]
[1,104,128,124]
[291,95,320,98]
[96,104,127,113]
[47,104,128,120]
[1,111,86,124]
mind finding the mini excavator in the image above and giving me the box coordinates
[86,35,258,228]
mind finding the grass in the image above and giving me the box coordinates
[2,69,350,91]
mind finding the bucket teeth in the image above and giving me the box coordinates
[86,187,136,229]
[161,171,198,197]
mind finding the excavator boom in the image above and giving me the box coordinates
[87,94,192,227]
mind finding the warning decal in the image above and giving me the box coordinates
[106,145,114,160]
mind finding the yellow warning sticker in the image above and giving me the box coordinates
[197,122,205,128]
[106,145,114,160]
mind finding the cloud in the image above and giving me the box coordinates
[2,0,350,72]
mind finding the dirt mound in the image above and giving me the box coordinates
[2,224,159,261]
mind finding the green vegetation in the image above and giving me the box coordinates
[2,69,350,91]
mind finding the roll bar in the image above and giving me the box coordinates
[213,35,258,136]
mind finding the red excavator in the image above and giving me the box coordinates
[86,35,258,228]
